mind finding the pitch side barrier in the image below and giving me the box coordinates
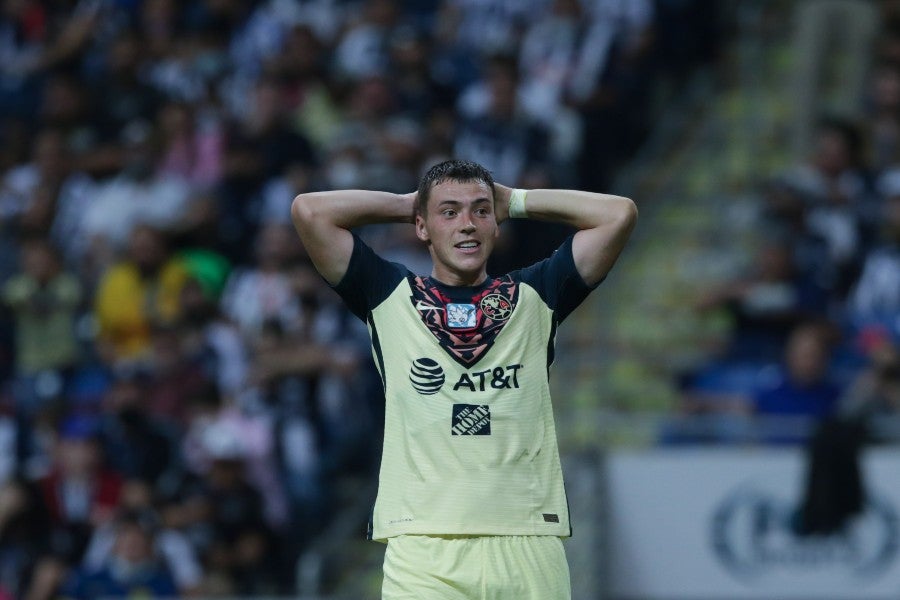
[585,414,900,600]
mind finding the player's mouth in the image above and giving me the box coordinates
[455,240,481,254]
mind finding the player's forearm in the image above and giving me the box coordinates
[291,190,415,231]
[292,190,414,286]
[495,184,637,231]
[495,185,637,286]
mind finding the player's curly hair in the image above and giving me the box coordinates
[416,159,495,216]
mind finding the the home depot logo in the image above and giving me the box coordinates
[451,404,490,435]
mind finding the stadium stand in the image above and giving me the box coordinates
[20,0,894,598]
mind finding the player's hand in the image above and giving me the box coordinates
[493,183,513,224]
[401,191,417,223]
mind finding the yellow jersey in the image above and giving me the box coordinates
[334,235,597,541]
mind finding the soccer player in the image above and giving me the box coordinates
[291,159,636,599]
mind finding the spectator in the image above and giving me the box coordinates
[220,223,303,338]
[387,24,456,120]
[141,322,213,425]
[333,0,401,81]
[863,59,900,172]
[93,224,189,363]
[0,0,106,122]
[0,128,95,252]
[2,238,81,413]
[81,119,193,264]
[670,321,844,445]
[0,477,51,599]
[98,369,176,487]
[181,420,279,595]
[178,276,250,402]
[14,146,97,272]
[518,0,585,122]
[156,100,225,191]
[81,483,204,596]
[848,188,900,325]
[36,74,105,178]
[435,0,547,59]
[38,414,123,565]
[840,331,900,423]
[575,0,657,190]
[0,0,47,118]
[455,53,551,187]
[694,237,829,361]
[789,0,878,156]
[181,381,287,529]
[271,23,343,150]
[319,70,406,192]
[220,0,290,82]
[773,117,871,296]
[88,28,164,155]
[516,0,592,182]
[752,322,844,442]
[136,0,180,61]
[250,314,356,524]
[217,77,317,261]
[367,116,426,193]
[60,509,178,600]
[454,54,567,270]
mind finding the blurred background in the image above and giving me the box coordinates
[0,0,899,598]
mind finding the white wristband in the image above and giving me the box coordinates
[508,188,529,219]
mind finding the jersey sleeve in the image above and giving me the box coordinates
[510,235,600,323]
[332,233,407,321]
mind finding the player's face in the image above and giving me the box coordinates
[416,180,499,286]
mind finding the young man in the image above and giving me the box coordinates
[291,159,636,599]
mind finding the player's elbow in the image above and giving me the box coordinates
[291,193,323,229]
[608,196,638,233]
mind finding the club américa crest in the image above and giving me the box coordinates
[480,293,512,321]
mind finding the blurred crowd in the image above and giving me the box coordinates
[675,1,900,445]
[0,0,717,596]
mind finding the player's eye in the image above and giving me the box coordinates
[442,209,456,217]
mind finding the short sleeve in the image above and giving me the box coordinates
[510,235,600,323]
[332,234,407,321]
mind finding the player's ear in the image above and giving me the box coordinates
[415,214,430,243]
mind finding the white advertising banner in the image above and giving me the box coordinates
[607,448,900,599]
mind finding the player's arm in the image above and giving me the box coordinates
[291,190,416,285]
[494,184,637,286]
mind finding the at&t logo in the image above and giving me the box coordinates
[409,358,445,395]
[409,359,524,395]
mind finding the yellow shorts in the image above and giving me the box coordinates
[382,535,571,600]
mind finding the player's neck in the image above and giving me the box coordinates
[430,266,488,288]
